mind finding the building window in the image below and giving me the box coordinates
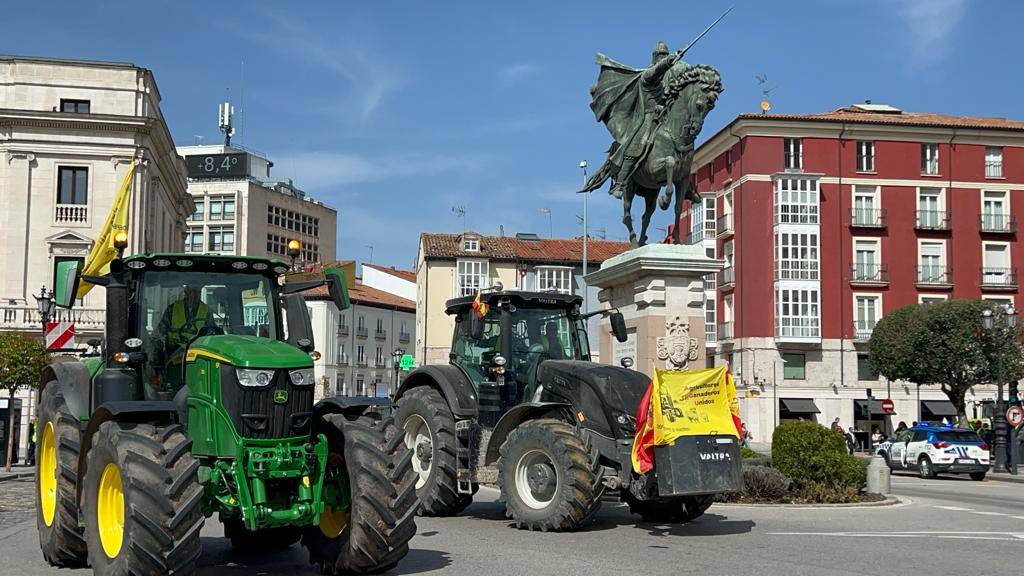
[208,226,235,252]
[60,99,90,113]
[375,346,384,365]
[982,190,1009,231]
[725,149,733,176]
[776,231,819,280]
[918,241,946,282]
[208,196,235,221]
[852,239,880,281]
[774,177,819,224]
[784,138,802,170]
[776,287,820,339]
[916,187,945,228]
[57,167,88,205]
[982,243,1011,285]
[184,228,204,252]
[337,342,347,364]
[189,197,205,221]
[985,146,1003,178]
[357,345,366,364]
[537,267,572,294]
[921,143,939,175]
[462,236,479,252]
[705,296,716,344]
[852,185,881,226]
[854,294,881,338]
[856,141,874,172]
[703,197,716,234]
[357,315,366,330]
[919,295,947,304]
[782,353,806,379]
[457,259,489,296]
[857,354,878,381]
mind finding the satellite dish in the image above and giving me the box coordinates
[760,100,772,113]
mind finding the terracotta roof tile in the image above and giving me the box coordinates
[363,263,416,283]
[738,106,1024,131]
[420,232,630,265]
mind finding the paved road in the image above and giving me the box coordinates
[1,474,1021,576]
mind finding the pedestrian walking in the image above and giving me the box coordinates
[831,417,842,433]
[846,426,857,454]
[26,419,36,466]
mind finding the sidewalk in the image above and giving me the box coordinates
[0,465,34,483]
[988,471,1024,485]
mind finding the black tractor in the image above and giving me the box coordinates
[394,288,741,530]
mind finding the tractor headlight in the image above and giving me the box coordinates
[236,368,274,388]
[289,368,315,387]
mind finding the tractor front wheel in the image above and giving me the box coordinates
[81,422,205,576]
[303,413,417,574]
[36,382,87,567]
[395,386,472,516]
[497,419,603,531]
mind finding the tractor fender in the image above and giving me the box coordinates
[483,402,571,466]
[76,401,181,504]
[39,360,91,420]
[396,365,478,418]
[314,396,391,420]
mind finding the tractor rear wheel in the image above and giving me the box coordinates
[36,381,87,567]
[395,386,473,516]
[81,421,204,575]
[622,493,713,523]
[223,517,303,551]
[303,413,417,574]
[497,419,603,531]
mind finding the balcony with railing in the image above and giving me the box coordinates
[375,329,387,340]
[716,213,734,238]
[915,210,951,231]
[980,267,1018,290]
[849,208,887,228]
[55,204,89,225]
[399,331,411,343]
[852,319,876,342]
[337,354,350,365]
[337,323,349,336]
[980,213,1017,234]
[717,321,733,341]
[916,265,953,288]
[0,305,105,333]
[720,266,735,288]
[356,326,368,338]
[849,263,889,286]
[775,317,821,343]
[356,356,368,366]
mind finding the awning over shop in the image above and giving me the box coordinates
[855,399,896,417]
[921,400,956,417]
[779,398,821,414]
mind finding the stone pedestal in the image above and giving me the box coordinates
[585,244,725,378]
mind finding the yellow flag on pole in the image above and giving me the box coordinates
[76,160,135,298]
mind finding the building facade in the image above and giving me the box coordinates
[362,263,416,301]
[674,104,1023,444]
[307,265,415,399]
[416,232,630,365]
[176,144,336,265]
[0,55,192,461]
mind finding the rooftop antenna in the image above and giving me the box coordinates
[596,226,606,240]
[364,244,374,264]
[452,205,466,231]
[539,208,552,238]
[239,60,245,145]
[218,101,235,147]
[755,74,778,114]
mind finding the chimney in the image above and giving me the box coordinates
[499,225,505,237]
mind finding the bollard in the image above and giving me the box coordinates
[866,455,891,495]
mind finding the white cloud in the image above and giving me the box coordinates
[497,63,539,84]
[893,0,970,69]
[271,151,490,191]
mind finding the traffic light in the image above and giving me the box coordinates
[1011,381,1019,404]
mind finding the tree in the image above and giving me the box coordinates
[869,299,1024,426]
[0,332,48,471]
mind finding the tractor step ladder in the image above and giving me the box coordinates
[454,420,478,494]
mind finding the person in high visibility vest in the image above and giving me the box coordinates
[158,285,210,351]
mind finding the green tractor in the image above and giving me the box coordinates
[35,247,417,575]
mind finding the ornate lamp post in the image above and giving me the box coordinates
[982,304,1018,473]
[391,348,405,399]
[33,286,55,333]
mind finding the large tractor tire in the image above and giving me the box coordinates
[395,386,473,516]
[81,422,205,575]
[36,381,87,567]
[223,517,303,551]
[303,413,417,575]
[623,493,714,523]
[497,419,603,531]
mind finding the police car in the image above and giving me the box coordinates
[875,424,990,480]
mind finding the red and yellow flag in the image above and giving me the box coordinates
[472,291,489,318]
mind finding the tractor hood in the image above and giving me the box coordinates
[187,335,313,369]
[536,360,650,437]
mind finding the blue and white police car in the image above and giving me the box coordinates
[875,424,990,480]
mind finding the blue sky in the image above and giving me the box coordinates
[3,0,1017,270]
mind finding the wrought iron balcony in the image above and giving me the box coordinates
[375,329,387,340]
[716,213,734,237]
[980,213,1017,234]
[915,210,951,231]
[852,320,876,342]
[916,265,953,287]
[717,321,733,341]
[399,332,411,343]
[337,324,349,336]
[849,263,889,285]
[980,267,1018,290]
[356,326,368,338]
[849,208,887,228]
[720,266,735,288]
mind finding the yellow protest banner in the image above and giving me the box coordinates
[650,365,739,445]
[76,160,135,298]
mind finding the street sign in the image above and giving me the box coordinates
[1008,405,1024,427]
[45,321,75,350]
[881,398,895,414]
[399,354,416,371]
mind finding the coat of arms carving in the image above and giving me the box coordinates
[656,315,699,370]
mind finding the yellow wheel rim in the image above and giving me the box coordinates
[319,453,349,538]
[39,422,57,526]
[97,463,125,559]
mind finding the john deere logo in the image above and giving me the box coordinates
[273,389,289,404]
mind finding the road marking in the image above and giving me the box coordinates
[971,511,1011,517]
[934,506,971,511]
[769,531,1024,542]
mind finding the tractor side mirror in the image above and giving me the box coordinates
[54,262,81,309]
[324,266,351,311]
[610,312,628,343]
[283,295,315,352]
[469,312,485,340]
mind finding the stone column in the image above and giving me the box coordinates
[585,244,724,378]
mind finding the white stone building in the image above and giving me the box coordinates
[175,144,337,265]
[0,55,191,463]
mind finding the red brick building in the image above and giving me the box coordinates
[674,104,1022,443]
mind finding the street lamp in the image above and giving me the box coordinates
[391,348,405,399]
[578,160,589,314]
[34,286,55,330]
[981,304,1018,473]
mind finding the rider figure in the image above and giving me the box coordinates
[158,285,210,352]
[610,41,681,199]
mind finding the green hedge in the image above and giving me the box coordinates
[771,421,866,490]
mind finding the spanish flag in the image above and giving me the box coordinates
[76,160,135,298]
[472,290,489,318]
